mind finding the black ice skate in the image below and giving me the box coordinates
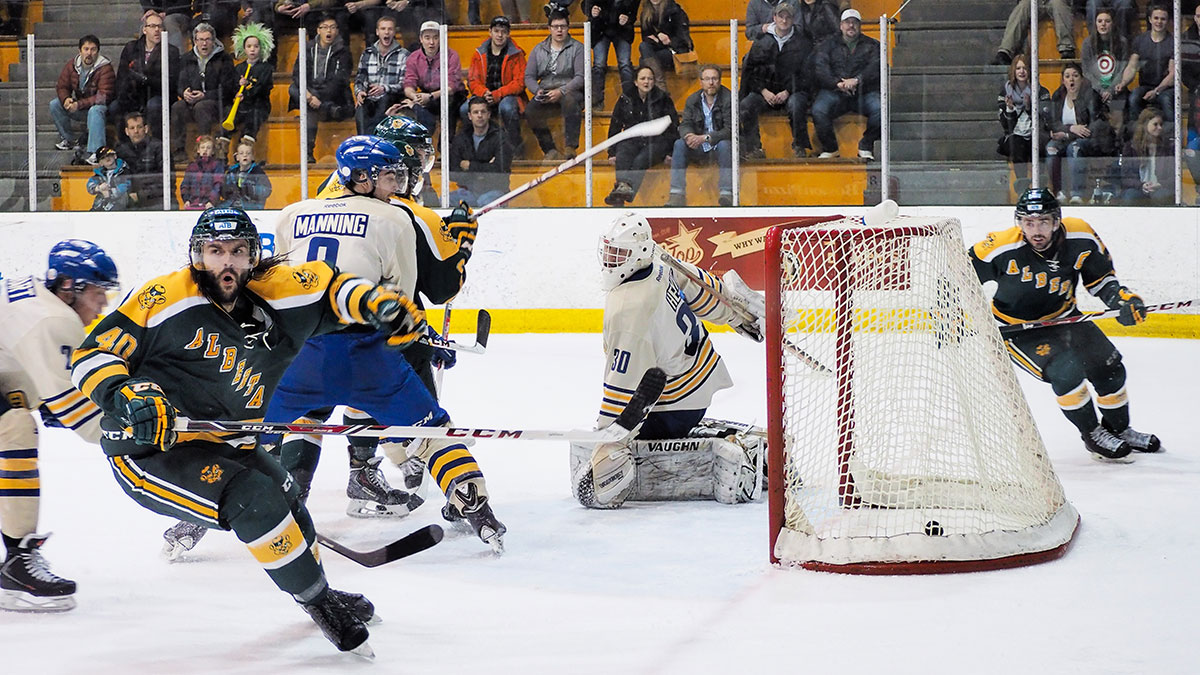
[0,534,76,612]
[347,457,424,518]
[1083,425,1133,463]
[300,588,373,656]
[442,484,506,554]
[328,588,378,625]
[1103,420,1162,453]
[161,520,209,561]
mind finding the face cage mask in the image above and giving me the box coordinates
[598,237,634,270]
[189,236,262,271]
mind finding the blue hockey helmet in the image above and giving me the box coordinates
[46,239,120,292]
[335,135,408,189]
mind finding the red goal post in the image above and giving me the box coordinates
[764,215,1079,574]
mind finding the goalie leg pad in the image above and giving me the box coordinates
[712,436,764,504]
[570,442,636,509]
[0,407,39,539]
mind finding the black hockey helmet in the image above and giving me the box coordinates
[1015,188,1061,220]
[189,206,261,270]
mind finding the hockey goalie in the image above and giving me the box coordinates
[570,213,767,509]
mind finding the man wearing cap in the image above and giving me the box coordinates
[354,14,409,134]
[739,0,814,159]
[811,7,881,160]
[463,16,528,155]
[401,20,465,137]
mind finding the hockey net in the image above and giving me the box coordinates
[764,215,1079,574]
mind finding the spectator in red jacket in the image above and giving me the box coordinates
[462,16,528,155]
[50,35,116,165]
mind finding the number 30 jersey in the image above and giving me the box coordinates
[598,255,740,427]
[275,195,419,294]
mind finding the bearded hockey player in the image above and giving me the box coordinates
[71,207,426,654]
[0,240,118,612]
[570,213,767,509]
[268,135,504,552]
[969,188,1160,462]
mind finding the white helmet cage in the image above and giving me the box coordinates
[598,212,656,290]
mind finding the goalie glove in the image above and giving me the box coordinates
[445,200,477,256]
[1115,287,1146,326]
[721,270,766,342]
[113,378,177,451]
[362,285,427,350]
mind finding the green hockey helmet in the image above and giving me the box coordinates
[374,115,435,174]
[1015,188,1061,220]
[189,206,262,270]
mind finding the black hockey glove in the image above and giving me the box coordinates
[362,285,427,350]
[1115,287,1146,326]
[114,378,177,451]
[424,325,457,370]
[445,200,477,256]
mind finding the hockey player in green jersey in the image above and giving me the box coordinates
[70,206,426,655]
[968,188,1160,462]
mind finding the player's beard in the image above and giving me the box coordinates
[196,266,251,306]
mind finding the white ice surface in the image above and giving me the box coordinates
[2,334,1197,674]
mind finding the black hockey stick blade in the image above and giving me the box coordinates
[613,367,667,434]
[316,524,444,568]
[475,309,491,349]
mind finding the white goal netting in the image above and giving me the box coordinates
[765,215,1078,573]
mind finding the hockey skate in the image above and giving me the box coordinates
[300,588,373,656]
[1083,425,1134,463]
[328,588,379,625]
[442,485,506,554]
[1103,420,1162,453]
[398,454,426,491]
[347,457,424,518]
[162,520,209,561]
[0,534,76,612]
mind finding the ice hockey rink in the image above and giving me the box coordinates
[0,330,1196,674]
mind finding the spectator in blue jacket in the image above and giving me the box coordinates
[218,138,273,209]
[86,146,133,211]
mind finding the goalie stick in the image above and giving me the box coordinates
[997,298,1197,335]
[471,115,673,218]
[656,253,832,374]
[420,309,491,354]
[317,524,443,568]
[177,367,668,443]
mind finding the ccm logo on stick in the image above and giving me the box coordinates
[446,428,523,438]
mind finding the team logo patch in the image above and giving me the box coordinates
[200,464,224,484]
[1036,343,1052,357]
[293,269,319,289]
[269,534,294,557]
[138,284,167,309]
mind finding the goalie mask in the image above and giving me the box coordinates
[598,213,656,290]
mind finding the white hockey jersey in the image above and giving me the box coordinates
[0,277,102,442]
[598,255,741,427]
[274,195,419,294]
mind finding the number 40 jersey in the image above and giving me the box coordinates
[274,194,419,294]
[598,255,741,428]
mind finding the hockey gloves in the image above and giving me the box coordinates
[114,378,177,451]
[425,325,457,370]
[1115,287,1146,326]
[721,270,766,342]
[363,285,427,350]
[445,200,478,256]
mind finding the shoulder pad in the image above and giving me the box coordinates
[971,226,1025,262]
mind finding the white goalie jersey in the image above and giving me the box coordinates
[598,254,742,427]
[274,194,419,294]
[0,277,102,442]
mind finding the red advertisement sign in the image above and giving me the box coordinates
[648,214,842,289]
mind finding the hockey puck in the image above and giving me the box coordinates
[924,520,944,536]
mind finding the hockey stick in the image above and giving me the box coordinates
[996,298,1197,335]
[420,309,491,354]
[434,304,453,391]
[177,367,667,443]
[316,524,443,568]
[657,253,833,374]
[471,115,673,218]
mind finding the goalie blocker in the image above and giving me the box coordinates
[569,420,764,508]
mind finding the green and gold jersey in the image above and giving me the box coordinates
[71,261,378,454]
[969,217,1124,325]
